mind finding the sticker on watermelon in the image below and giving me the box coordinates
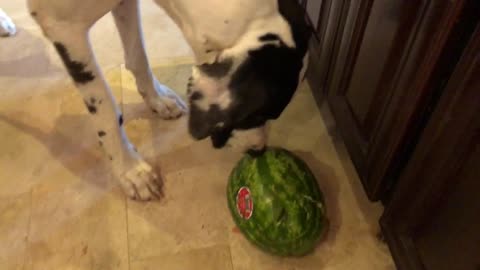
[236,187,253,220]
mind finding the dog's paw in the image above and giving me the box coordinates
[147,80,187,120]
[119,156,162,201]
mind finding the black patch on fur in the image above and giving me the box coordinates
[225,44,303,130]
[278,0,312,54]
[205,49,213,53]
[222,0,312,129]
[98,131,106,137]
[118,114,124,126]
[53,42,95,84]
[259,33,281,42]
[86,104,96,114]
[83,97,98,114]
[210,126,233,148]
[198,58,233,78]
[83,99,97,114]
[30,11,37,17]
[188,43,304,145]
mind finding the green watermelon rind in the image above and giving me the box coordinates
[227,148,327,256]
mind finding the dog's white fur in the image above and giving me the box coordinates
[26,0,299,200]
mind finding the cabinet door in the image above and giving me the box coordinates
[381,21,480,270]
[322,0,464,200]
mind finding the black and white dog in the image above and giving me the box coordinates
[26,0,311,200]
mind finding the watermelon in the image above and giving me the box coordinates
[227,147,327,256]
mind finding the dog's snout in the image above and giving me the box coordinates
[188,117,211,140]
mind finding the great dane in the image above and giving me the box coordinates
[26,0,311,200]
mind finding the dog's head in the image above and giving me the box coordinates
[187,0,311,151]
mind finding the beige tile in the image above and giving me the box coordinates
[268,82,329,151]
[130,245,233,270]
[0,193,31,270]
[26,166,129,270]
[0,80,65,197]
[127,158,238,260]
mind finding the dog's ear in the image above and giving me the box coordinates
[250,44,303,119]
[229,44,304,123]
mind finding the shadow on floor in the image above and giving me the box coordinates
[0,27,63,78]
[0,112,113,191]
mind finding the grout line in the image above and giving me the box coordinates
[21,189,33,270]
[227,244,235,270]
[125,196,131,270]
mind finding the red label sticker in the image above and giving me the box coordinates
[236,187,253,220]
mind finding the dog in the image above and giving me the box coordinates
[26,0,311,200]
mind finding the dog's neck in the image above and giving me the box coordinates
[218,14,296,63]
[156,0,295,65]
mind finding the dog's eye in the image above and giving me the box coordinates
[189,91,203,101]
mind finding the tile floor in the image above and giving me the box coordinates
[0,1,395,269]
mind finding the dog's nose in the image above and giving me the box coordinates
[188,121,210,140]
[210,127,233,148]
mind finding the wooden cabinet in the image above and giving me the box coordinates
[302,0,480,269]
[307,0,476,201]
[381,26,480,270]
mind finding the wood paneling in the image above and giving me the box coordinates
[323,0,466,201]
[303,0,480,268]
[381,11,480,270]
[345,0,408,125]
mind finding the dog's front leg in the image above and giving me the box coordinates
[33,19,162,200]
[112,0,187,118]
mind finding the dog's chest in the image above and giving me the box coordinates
[155,0,281,63]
